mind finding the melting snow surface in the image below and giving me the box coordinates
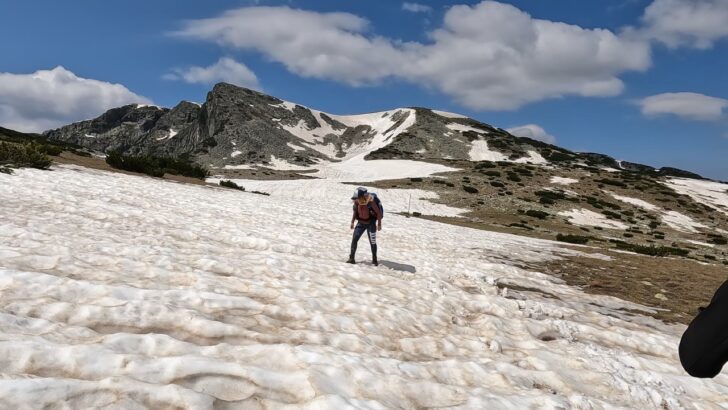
[230,150,242,158]
[610,193,706,233]
[447,123,487,135]
[222,164,253,170]
[666,178,728,216]
[287,142,306,152]
[559,208,629,230]
[265,156,313,171]
[156,129,178,141]
[513,150,548,165]
[311,156,457,182]
[468,141,508,162]
[431,110,468,119]
[551,177,579,185]
[1,166,728,408]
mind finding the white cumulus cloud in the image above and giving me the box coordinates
[172,2,651,111]
[506,124,556,144]
[639,92,728,121]
[164,57,260,89]
[402,2,433,13]
[639,0,728,49]
[0,66,150,133]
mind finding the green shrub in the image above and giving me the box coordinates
[602,210,622,220]
[556,234,590,244]
[410,177,423,182]
[413,212,422,217]
[708,236,727,245]
[39,144,64,156]
[475,161,497,169]
[0,142,52,170]
[106,151,209,179]
[535,190,566,201]
[219,180,245,191]
[595,178,628,188]
[490,181,505,188]
[484,171,501,177]
[463,185,479,194]
[610,240,689,257]
[525,210,549,219]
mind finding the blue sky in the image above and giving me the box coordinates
[1,0,727,179]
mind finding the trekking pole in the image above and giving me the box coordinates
[407,194,412,217]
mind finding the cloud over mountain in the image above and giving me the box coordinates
[164,57,260,89]
[0,66,150,132]
[173,2,651,111]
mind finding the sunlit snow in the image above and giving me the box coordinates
[1,166,727,408]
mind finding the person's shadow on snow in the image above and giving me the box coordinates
[378,260,416,273]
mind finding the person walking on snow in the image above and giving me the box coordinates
[347,187,382,266]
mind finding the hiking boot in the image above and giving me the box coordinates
[346,256,356,264]
[372,256,378,266]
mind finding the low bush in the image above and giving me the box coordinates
[708,236,727,245]
[413,212,422,217]
[611,240,689,257]
[410,177,423,182]
[106,151,209,179]
[219,180,245,191]
[463,185,479,194]
[602,210,622,220]
[556,234,590,244]
[525,210,549,220]
[484,171,501,177]
[536,190,566,201]
[595,178,628,188]
[490,181,505,188]
[0,142,52,170]
[475,161,497,169]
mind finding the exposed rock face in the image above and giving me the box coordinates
[42,82,704,179]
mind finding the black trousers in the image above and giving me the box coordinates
[680,279,728,378]
[350,219,377,259]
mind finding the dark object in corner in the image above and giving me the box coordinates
[679,279,728,378]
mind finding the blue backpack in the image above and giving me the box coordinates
[370,193,383,219]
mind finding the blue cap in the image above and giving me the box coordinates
[351,187,368,199]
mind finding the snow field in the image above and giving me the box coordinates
[609,193,707,234]
[1,166,728,408]
[550,177,579,185]
[558,209,629,230]
[666,178,728,216]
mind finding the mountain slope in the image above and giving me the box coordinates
[43,83,701,179]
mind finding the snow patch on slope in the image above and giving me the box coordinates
[469,141,507,162]
[559,208,629,230]
[447,123,487,135]
[431,109,468,119]
[551,177,579,185]
[666,178,728,216]
[609,193,706,233]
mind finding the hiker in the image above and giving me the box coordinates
[679,278,728,378]
[347,187,382,266]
